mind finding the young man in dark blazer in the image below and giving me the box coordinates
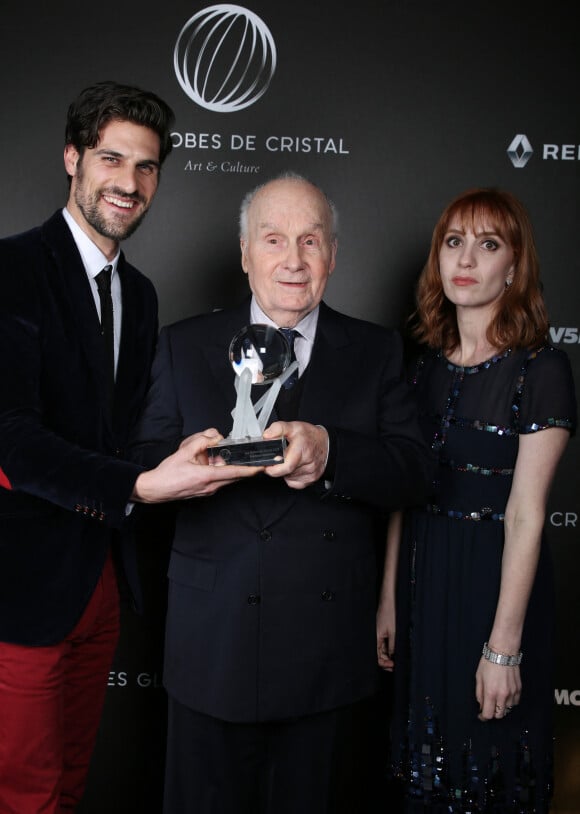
[0,81,258,814]
[131,172,434,813]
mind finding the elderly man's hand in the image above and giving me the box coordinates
[262,421,329,489]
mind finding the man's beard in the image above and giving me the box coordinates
[76,192,149,241]
[74,164,150,241]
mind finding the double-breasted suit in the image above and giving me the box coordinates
[131,298,432,722]
[0,210,157,646]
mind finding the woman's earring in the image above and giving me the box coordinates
[505,278,513,288]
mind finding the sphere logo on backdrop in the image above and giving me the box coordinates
[174,4,277,113]
[507,134,533,168]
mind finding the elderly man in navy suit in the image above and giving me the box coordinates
[0,81,258,814]
[131,171,434,814]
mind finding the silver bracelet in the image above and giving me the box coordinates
[482,642,522,666]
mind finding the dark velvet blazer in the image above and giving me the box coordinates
[0,210,157,645]
[131,298,433,723]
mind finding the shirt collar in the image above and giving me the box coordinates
[249,297,319,344]
[62,207,120,280]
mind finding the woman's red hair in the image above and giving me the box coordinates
[412,188,549,353]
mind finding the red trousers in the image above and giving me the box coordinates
[0,550,120,814]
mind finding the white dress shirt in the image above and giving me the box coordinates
[62,207,122,376]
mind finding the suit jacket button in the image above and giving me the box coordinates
[323,529,336,540]
[247,594,261,605]
[321,590,335,602]
[259,529,272,542]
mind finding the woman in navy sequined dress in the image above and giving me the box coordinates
[376,188,576,813]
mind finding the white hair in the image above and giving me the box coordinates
[238,170,339,240]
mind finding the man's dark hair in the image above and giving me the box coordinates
[65,80,175,165]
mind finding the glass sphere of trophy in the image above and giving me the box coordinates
[207,324,298,466]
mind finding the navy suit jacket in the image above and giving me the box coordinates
[0,211,157,645]
[131,299,433,722]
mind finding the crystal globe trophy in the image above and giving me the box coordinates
[207,324,298,466]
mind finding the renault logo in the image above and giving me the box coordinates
[507,134,533,168]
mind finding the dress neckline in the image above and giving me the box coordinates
[438,347,512,374]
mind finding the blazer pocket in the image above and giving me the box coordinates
[167,549,217,593]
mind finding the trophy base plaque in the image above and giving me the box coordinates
[207,436,286,466]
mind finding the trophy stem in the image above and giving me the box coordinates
[231,367,261,439]
[257,378,282,432]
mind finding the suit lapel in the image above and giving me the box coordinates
[41,213,111,425]
[299,302,355,425]
[254,303,356,526]
[115,257,137,423]
[255,304,354,527]
[114,253,158,432]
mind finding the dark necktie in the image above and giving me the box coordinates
[95,265,115,411]
[279,328,299,389]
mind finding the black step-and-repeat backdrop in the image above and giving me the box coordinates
[1,2,578,811]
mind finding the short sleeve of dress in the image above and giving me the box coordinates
[518,345,577,435]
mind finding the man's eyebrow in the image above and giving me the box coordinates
[95,147,123,157]
[257,221,325,231]
[94,147,160,168]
